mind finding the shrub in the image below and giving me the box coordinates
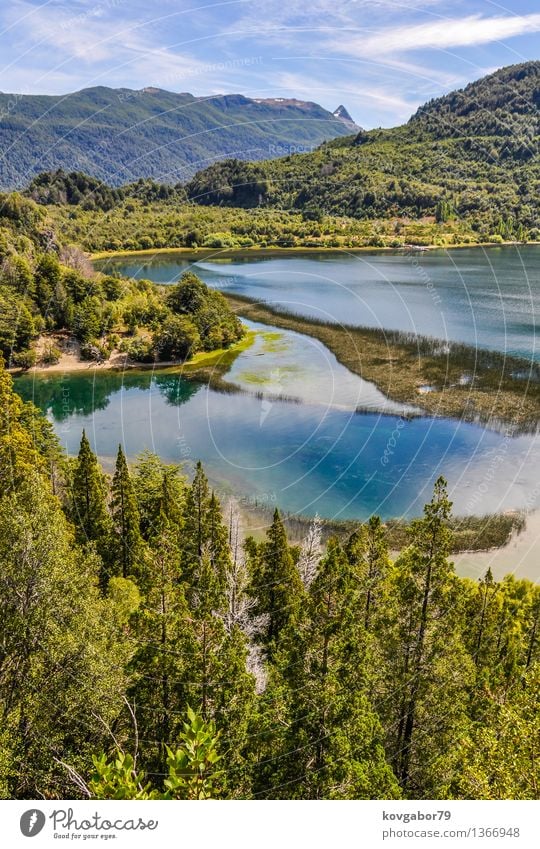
[80,341,108,362]
[41,343,62,365]
[12,348,37,369]
[120,337,154,363]
[153,315,201,361]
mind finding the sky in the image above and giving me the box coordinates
[1,0,540,127]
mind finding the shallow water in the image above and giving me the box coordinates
[98,245,540,360]
[230,321,419,415]
[16,247,540,522]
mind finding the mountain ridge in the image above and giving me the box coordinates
[0,85,355,189]
[184,62,540,235]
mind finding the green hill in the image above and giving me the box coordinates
[188,62,540,237]
[0,86,355,189]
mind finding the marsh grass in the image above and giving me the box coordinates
[243,503,525,553]
[225,294,540,431]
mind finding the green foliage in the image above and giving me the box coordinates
[110,445,145,581]
[164,708,222,799]
[249,508,304,653]
[166,272,243,351]
[153,315,201,361]
[1,354,539,801]
[186,159,269,207]
[89,707,222,800]
[68,430,112,570]
[0,287,36,360]
[0,476,128,798]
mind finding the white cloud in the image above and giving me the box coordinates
[357,13,540,55]
[0,0,213,91]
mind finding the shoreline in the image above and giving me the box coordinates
[90,240,535,262]
[453,510,540,583]
[222,294,540,431]
[9,330,257,381]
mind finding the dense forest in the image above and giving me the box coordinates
[0,191,243,366]
[1,360,539,800]
[0,86,354,189]
[31,64,540,252]
[183,62,540,241]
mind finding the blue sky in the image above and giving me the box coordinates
[1,0,540,127]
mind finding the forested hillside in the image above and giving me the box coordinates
[188,62,540,239]
[0,191,242,367]
[0,86,355,189]
[32,63,540,252]
[0,362,539,800]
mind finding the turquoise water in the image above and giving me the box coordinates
[98,246,540,360]
[15,357,540,520]
[15,248,540,520]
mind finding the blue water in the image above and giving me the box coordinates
[14,248,540,520]
[15,365,540,520]
[98,246,540,360]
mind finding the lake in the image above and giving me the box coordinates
[14,247,540,522]
[98,245,540,360]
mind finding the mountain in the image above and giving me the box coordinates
[333,105,359,131]
[0,86,354,189]
[187,62,539,236]
[409,61,539,145]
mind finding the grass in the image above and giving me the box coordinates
[242,502,525,554]
[223,294,540,431]
[162,329,257,389]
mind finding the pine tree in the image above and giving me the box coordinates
[133,450,185,539]
[69,430,111,562]
[110,445,145,581]
[525,586,540,670]
[257,539,400,799]
[251,509,304,653]
[179,463,230,608]
[345,516,390,631]
[128,509,192,776]
[0,364,43,492]
[377,477,472,797]
[455,662,540,799]
[180,461,211,572]
[0,476,131,798]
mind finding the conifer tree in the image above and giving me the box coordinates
[69,430,111,561]
[179,463,230,607]
[455,662,540,799]
[129,509,192,776]
[0,363,42,491]
[363,516,391,631]
[133,450,185,539]
[345,516,390,631]
[525,586,540,670]
[180,461,211,570]
[257,539,400,799]
[378,477,472,797]
[110,445,145,581]
[0,477,130,798]
[251,509,304,653]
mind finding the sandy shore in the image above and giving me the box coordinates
[90,240,534,262]
[454,511,540,583]
[9,330,258,378]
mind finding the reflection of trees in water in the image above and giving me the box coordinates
[14,371,200,421]
[154,374,199,406]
